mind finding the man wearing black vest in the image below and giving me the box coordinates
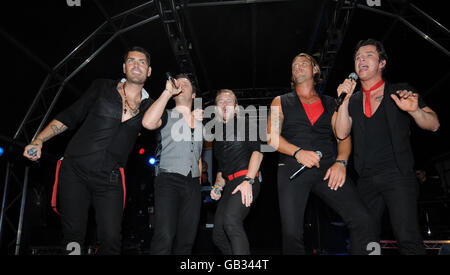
[267,53,376,255]
[334,39,440,254]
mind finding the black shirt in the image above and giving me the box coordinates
[214,116,261,179]
[348,81,427,176]
[55,79,153,171]
[362,101,397,176]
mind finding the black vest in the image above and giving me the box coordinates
[279,91,337,167]
[349,82,417,176]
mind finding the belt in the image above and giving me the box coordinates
[227,169,259,181]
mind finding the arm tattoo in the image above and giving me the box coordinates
[274,110,283,134]
[41,124,68,142]
[51,125,67,136]
[51,124,67,135]
[269,105,283,134]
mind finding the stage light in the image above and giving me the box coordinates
[139,148,145,155]
[0,147,4,157]
[148,157,156,166]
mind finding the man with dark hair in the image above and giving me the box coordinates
[267,53,376,255]
[334,38,440,254]
[353,39,388,65]
[23,47,154,254]
[142,73,203,255]
[124,46,151,65]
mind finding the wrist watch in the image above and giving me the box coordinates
[243,177,255,185]
[336,160,348,167]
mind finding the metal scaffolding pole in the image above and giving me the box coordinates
[318,0,357,93]
[156,0,200,92]
[355,4,450,58]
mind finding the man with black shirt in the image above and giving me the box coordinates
[23,47,153,254]
[267,53,376,255]
[142,74,203,255]
[334,39,440,254]
[210,89,263,255]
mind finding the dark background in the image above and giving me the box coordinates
[0,0,449,254]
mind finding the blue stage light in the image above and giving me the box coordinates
[148,157,156,166]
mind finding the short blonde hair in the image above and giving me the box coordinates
[215,89,238,106]
[215,89,239,120]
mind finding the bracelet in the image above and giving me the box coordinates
[293,147,302,158]
[335,160,348,167]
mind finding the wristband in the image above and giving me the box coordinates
[293,147,302,158]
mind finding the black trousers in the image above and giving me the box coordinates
[212,176,260,255]
[357,168,426,255]
[58,156,124,255]
[277,160,377,255]
[150,172,201,255]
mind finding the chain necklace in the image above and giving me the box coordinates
[122,82,140,116]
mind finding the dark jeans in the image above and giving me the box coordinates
[150,172,201,255]
[357,168,426,255]
[58,156,124,255]
[212,176,261,255]
[277,160,377,255]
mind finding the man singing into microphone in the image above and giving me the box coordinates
[142,74,203,255]
[267,53,376,255]
[334,39,440,254]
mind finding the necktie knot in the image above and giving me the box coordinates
[363,79,384,117]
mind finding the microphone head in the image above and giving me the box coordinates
[348,72,359,81]
[315,151,323,158]
[28,147,37,157]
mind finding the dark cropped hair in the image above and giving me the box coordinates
[175,73,196,94]
[123,46,151,66]
[353,39,388,63]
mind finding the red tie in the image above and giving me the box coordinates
[363,79,385,117]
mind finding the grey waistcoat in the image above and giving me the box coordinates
[156,108,203,177]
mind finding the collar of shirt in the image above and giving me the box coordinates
[120,78,149,100]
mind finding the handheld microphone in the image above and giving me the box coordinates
[166,72,177,88]
[336,72,359,110]
[27,147,38,157]
[289,151,322,180]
